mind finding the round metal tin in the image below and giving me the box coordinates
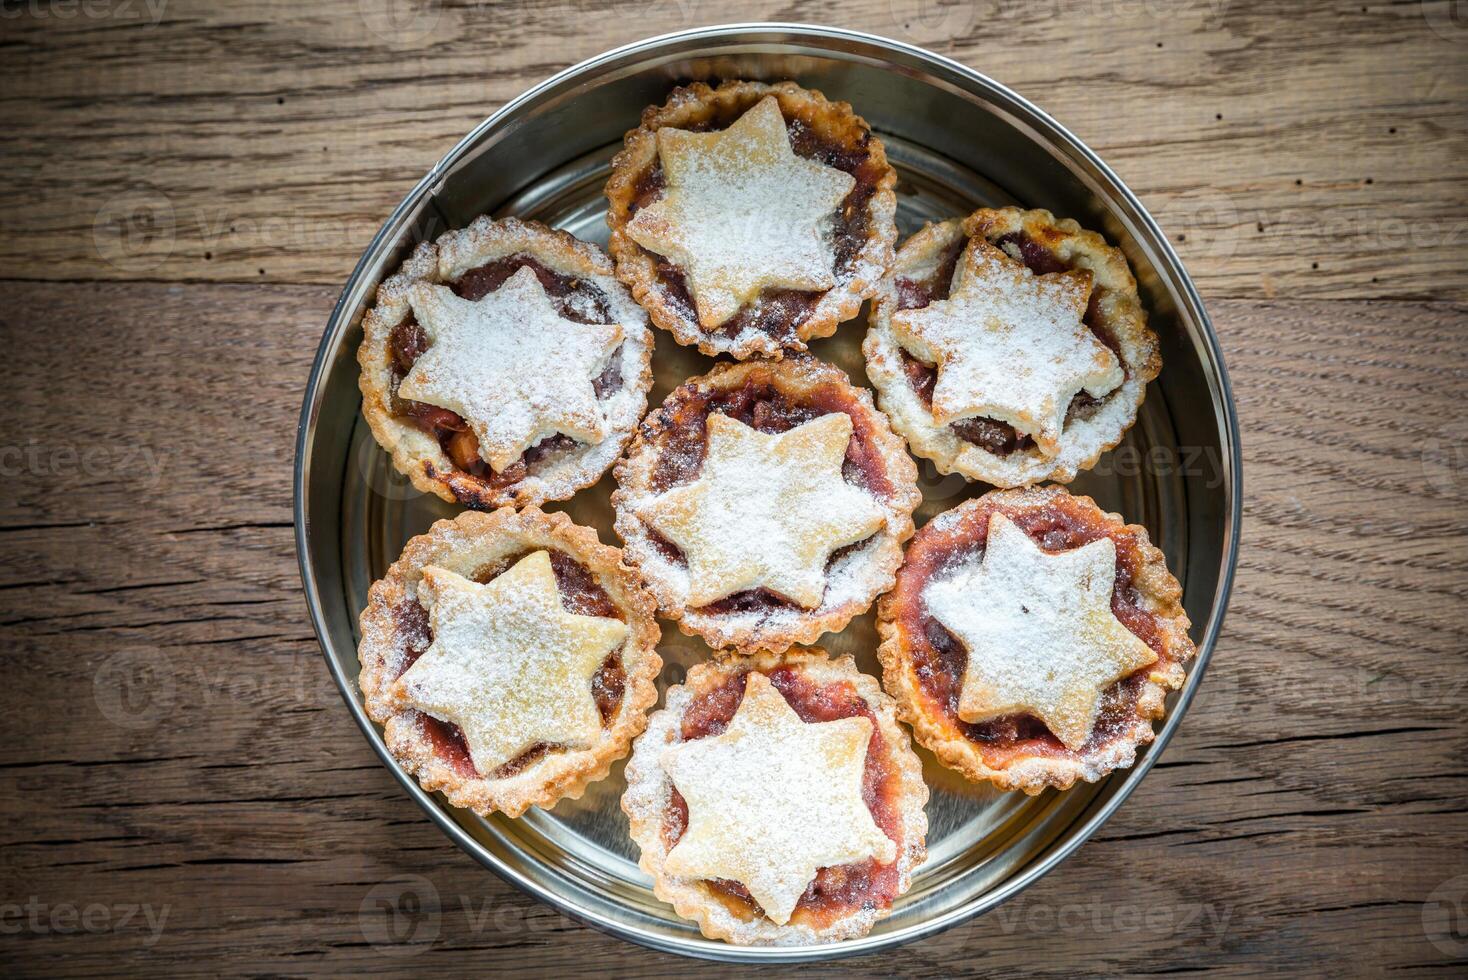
[294,23,1242,963]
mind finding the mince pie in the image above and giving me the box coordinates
[877,486,1195,794]
[612,355,920,653]
[622,648,927,945]
[358,507,661,817]
[864,207,1160,487]
[358,216,653,509]
[606,80,897,359]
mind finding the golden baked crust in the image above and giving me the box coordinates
[357,215,653,508]
[876,486,1195,794]
[611,355,919,653]
[621,648,928,945]
[605,80,897,360]
[358,507,661,818]
[864,207,1160,487]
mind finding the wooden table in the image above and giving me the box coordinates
[2,1,1464,975]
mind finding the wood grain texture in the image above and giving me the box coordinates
[1,0,1465,299]
[1,281,1464,976]
[1,0,1466,975]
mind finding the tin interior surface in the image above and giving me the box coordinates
[295,25,1240,963]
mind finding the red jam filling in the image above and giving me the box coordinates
[386,253,624,490]
[390,548,627,780]
[642,368,894,614]
[626,102,884,343]
[661,668,905,929]
[892,494,1176,766]
[893,231,1119,456]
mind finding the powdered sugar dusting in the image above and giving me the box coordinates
[399,267,623,473]
[924,513,1157,751]
[612,357,920,653]
[638,412,886,609]
[890,239,1122,455]
[392,553,627,774]
[621,652,929,945]
[656,673,893,926]
[358,215,654,508]
[625,96,854,329]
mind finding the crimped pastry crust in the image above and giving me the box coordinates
[605,80,897,360]
[358,215,653,508]
[621,648,928,945]
[864,207,1160,487]
[358,507,661,818]
[876,486,1195,794]
[612,355,919,653]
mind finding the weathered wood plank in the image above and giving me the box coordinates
[0,280,1464,974]
[0,1,1464,299]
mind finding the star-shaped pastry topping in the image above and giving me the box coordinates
[399,266,624,473]
[625,96,856,330]
[925,513,1158,751]
[661,672,895,924]
[392,552,627,775]
[639,412,887,608]
[891,239,1123,457]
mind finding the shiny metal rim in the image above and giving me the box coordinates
[294,22,1243,963]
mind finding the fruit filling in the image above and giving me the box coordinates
[627,99,885,343]
[891,493,1179,765]
[391,548,627,779]
[386,253,624,484]
[641,367,896,614]
[661,668,905,929]
[893,231,1119,456]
